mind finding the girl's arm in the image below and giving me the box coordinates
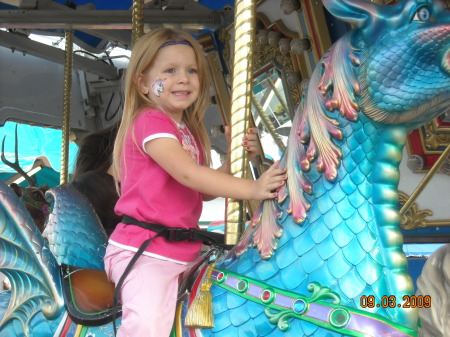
[145,137,286,201]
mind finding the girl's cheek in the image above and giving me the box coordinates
[151,77,166,97]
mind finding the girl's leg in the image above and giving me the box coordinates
[104,245,189,337]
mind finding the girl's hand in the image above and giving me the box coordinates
[224,126,262,161]
[251,160,287,200]
[242,128,261,161]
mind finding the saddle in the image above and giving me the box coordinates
[60,246,223,327]
[61,264,120,326]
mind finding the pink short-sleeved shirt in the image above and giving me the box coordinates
[109,109,203,263]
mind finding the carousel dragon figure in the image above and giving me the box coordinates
[0,0,449,336]
[186,0,450,336]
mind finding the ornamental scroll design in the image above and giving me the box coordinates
[424,121,450,152]
[264,282,341,333]
[399,191,450,230]
[399,191,433,231]
[253,33,301,107]
[216,18,302,107]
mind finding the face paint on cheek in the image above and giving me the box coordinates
[151,77,166,97]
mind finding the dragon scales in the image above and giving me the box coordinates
[0,0,448,337]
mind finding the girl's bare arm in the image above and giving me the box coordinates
[145,138,286,201]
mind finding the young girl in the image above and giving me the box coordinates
[104,28,287,337]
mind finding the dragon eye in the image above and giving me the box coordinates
[413,6,431,22]
[32,190,45,201]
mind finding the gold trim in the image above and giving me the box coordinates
[197,33,231,126]
[399,192,433,230]
[61,30,73,185]
[299,0,332,63]
[432,117,450,132]
[217,22,233,70]
[423,121,450,152]
[217,16,302,108]
[406,119,450,174]
[400,143,450,217]
[256,13,298,38]
[131,0,144,46]
[253,30,301,107]
[399,191,450,230]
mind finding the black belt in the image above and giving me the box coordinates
[121,215,225,245]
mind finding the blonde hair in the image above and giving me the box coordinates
[112,28,212,192]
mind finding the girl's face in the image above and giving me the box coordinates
[139,44,200,121]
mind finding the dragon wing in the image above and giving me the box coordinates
[43,184,108,270]
[0,179,63,334]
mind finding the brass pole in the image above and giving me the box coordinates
[131,0,144,47]
[400,143,450,217]
[251,93,286,153]
[267,77,288,113]
[60,30,73,185]
[225,0,256,245]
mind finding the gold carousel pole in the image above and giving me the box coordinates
[60,30,73,185]
[60,0,144,185]
[250,93,286,153]
[400,143,450,217]
[225,0,256,245]
[267,78,288,113]
[131,0,144,47]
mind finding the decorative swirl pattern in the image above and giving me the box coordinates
[0,180,63,334]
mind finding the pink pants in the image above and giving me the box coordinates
[104,244,191,337]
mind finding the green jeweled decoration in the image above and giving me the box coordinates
[264,281,341,332]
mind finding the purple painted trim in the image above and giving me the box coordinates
[307,303,331,322]
[346,312,411,337]
[247,283,264,299]
[274,293,294,308]
[224,276,239,289]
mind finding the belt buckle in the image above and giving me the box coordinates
[165,228,189,241]
[188,228,196,241]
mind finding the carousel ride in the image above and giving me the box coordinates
[0,0,449,336]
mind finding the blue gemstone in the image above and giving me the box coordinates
[292,299,307,314]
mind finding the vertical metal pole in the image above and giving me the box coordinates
[225,0,256,245]
[251,93,285,152]
[267,77,288,113]
[131,0,144,47]
[60,30,73,185]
